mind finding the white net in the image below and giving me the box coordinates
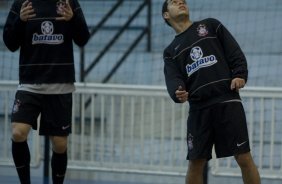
[1,0,281,86]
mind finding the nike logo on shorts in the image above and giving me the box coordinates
[62,125,70,130]
[16,165,25,169]
[237,141,247,147]
[56,174,65,177]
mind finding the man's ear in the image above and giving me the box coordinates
[163,12,169,20]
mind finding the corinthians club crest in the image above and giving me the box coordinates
[197,24,208,37]
[187,133,194,150]
[12,99,21,114]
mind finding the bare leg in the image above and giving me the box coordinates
[235,152,261,184]
[186,159,207,184]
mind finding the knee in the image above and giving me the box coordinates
[51,136,68,153]
[11,125,30,142]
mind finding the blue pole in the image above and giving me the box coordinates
[43,136,50,184]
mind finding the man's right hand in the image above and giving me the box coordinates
[175,86,188,103]
[20,1,36,22]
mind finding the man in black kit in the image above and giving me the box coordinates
[162,0,261,184]
[3,0,90,183]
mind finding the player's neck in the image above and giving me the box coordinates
[173,20,193,34]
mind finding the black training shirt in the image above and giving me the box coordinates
[3,0,90,84]
[163,18,248,110]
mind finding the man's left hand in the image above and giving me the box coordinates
[231,78,245,91]
[56,0,73,21]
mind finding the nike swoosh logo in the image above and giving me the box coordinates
[62,125,70,130]
[237,141,247,147]
[16,165,25,169]
[56,174,65,177]
[174,44,181,50]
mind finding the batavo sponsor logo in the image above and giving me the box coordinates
[32,21,64,45]
[186,46,217,77]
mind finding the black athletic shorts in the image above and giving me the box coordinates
[11,90,72,136]
[186,101,250,160]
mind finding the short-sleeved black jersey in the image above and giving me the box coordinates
[163,18,248,110]
[3,0,90,84]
